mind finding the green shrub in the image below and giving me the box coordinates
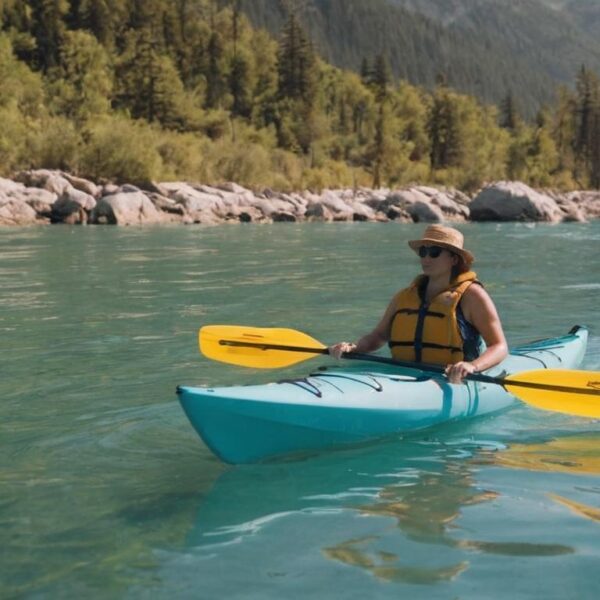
[29,116,83,172]
[79,116,163,184]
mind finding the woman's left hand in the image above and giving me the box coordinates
[445,361,477,384]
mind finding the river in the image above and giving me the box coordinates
[2,222,599,598]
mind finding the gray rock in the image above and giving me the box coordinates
[251,197,297,218]
[406,201,445,222]
[0,198,40,225]
[305,202,334,221]
[564,191,600,220]
[236,207,266,223]
[23,188,58,208]
[319,191,354,218]
[118,184,141,193]
[470,182,563,222]
[159,182,225,217]
[272,211,297,222]
[51,188,96,224]
[91,191,164,225]
[217,181,249,194]
[0,177,26,195]
[148,193,186,215]
[102,184,120,196]
[0,178,57,219]
[62,173,99,198]
[14,169,73,196]
[350,201,376,221]
[385,205,411,221]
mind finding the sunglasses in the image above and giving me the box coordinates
[418,245,445,258]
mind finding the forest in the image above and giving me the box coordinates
[1,0,599,191]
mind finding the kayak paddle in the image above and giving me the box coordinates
[199,325,600,419]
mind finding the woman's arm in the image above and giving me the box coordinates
[445,284,508,383]
[329,293,400,358]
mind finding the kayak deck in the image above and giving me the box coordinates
[177,326,589,464]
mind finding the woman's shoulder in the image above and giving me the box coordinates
[463,281,490,301]
[461,281,497,318]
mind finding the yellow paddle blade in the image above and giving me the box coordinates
[505,369,600,418]
[199,325,327,369]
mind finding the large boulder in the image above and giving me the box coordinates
[61,173,99,197]
[316,191,355,220]
[415,186,470,219]
[91,191,164,225]
[157,182,225,222]
[51,188,96,224]
[549,192,587,222]
[0,178,57,222]
[251,196,298,218]
[375,189,442,222]
[305,201,334,222]
[14,169,73,196]
[349,201,377,221]
[406,201,445,222]
[376,187,468,222]
[470,182,563,222]
[0,177,26,196]
[0,198,39,225]
[564,191,600,221]
[25,188,58,219]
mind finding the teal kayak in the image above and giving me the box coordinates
[177,326,588,464]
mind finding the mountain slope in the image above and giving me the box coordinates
[235,0,600,117]
[388,0,600,82]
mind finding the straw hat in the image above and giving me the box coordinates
[408,224,474,265]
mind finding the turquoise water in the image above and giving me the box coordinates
[1,222,599,599]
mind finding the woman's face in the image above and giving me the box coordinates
[418,245,458,277]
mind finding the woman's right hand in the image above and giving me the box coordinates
[328,342,357,359]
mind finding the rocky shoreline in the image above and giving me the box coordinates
[1,170,599,226]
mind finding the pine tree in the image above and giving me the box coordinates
[205,30,225,109]
[228,1,251,117]
[115,27,188,128]
[360,56,370,85]
[428,87,463,170]
[372,101,385,188]
[275,12,318,153]
[277,12,316,103]
[500,91,519,130]
[574,65,600,186]
[371,53,390,103]
[51,29,113,122]
[80,0,122,48]
[28,0,69,71]
[590,109,600,189]
[229,53,251,117]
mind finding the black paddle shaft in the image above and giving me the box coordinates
[219,339,599,395]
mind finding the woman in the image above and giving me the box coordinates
[329,225,508,383]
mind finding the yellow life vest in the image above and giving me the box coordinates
[388,271,479,365]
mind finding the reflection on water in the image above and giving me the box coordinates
[548,494,600,523]
[473,433,600,528]
[476,433,600,476]
[323,537,469,584]
[185,437,577,588]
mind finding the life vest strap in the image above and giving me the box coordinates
[395,308,445,318]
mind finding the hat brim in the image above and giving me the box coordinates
[408,238,474,264]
